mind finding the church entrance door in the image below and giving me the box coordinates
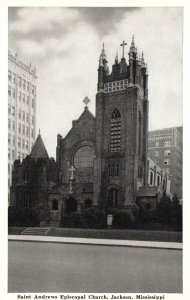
[66,197,77,214]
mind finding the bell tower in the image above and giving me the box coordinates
[93,37,149,209]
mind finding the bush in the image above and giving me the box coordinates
[112,210,134,229]
[8,207,40,227]
[62,208,107,229]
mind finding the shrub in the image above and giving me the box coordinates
[112,210,134,229]
[62,208,107,229]
[8,207,40,227]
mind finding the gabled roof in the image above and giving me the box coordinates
[30,133,49,159]
[77,107,95,121]
[137,186,159,197]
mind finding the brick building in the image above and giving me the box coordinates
[8,51,37,203]
[148,127,182,198]
[11,37,151,227]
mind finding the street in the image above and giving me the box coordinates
[8,240,182,293]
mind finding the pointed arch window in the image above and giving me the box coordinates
[110,108,121,152]
[108,188,118,208]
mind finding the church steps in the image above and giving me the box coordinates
[21,227,51,236]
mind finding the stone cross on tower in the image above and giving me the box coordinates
[83,96,90,107]
[69,165,75,180]
[120,40,127,58]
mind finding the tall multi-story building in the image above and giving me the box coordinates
[148,127,182,199]
[8,51,37,202]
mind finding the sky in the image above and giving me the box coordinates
[8,7,183,158]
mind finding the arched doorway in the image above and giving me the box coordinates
[66,197,77,214]
[84,198,92,209]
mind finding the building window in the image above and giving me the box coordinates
[32,98,34,108]
[19,77,21,87]
[155,141,159,147]
[31,129,34,138]
[8,104,11,115]
[164,159,170,165]
[164,141,171,147]
[18,123,21,134]
[22,139,25,148]
[27,82,29,92]
[108,188,118,208]
[12,121,15,131]
[22,93,25,103]
[74,145,95,171]
[8,119,11,129]
[18,152,21,159]
[108,161,119,177]
[8,86,11,96]
[12,88,16,98]
[52,199,58,211]
[23,79,26,90]
[12,150,15,160]
[26,127,29,136]
[27,95,29,105]
[26,113,29,123]
[22,125,25,135]
[8,149,10,159]
[18,109,21,119]
[13,73,16,84]
[12,136,15,146]
[8,134,11,145]
[155,151,159,157]
[31,115,34,125]
[84,199,92,209]
[22,111,25,121]
[164,150,171,156]
[26,140,29,150]
[150,171,154,185]
[18,138,21,148]
[32,85,35,95]
[18,91,21,101]
[12,106,15,116]
[8,70,11,81]
[138,165,143,178]
[110,108,121,153]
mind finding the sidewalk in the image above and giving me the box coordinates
[8,234,182,249]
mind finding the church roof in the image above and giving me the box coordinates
[78,106,95,120]
[30,133,49,159]
[137,186,160,197]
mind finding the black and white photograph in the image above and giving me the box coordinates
[1,1,189,298]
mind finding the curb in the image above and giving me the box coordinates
[8,235,183,250]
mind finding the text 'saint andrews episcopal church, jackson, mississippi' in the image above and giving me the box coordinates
[10,36,149,227]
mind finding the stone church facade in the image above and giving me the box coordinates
[10,37,149,227]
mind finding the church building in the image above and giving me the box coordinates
[10,37,149,227]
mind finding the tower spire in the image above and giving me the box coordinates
[99,42,107,61]
[115,49,119,63]
[129,35,136,54]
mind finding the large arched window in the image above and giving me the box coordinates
[74,145,95,173]
[110,108,121,152]
[108,188,118,208]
